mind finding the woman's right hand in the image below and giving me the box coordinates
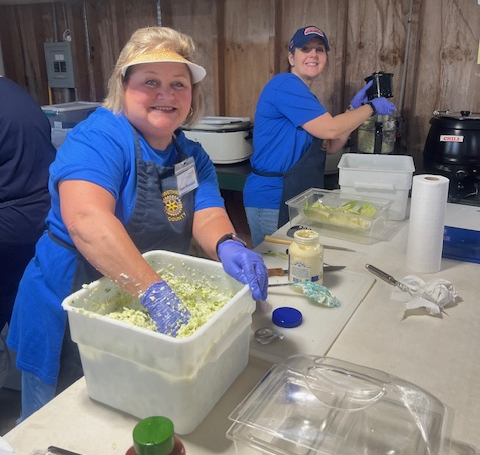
[350,80,373,109]
[140,281,190,337]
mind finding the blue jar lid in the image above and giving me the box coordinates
[272,307,302,328]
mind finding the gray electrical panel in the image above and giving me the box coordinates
[44,41,76,88]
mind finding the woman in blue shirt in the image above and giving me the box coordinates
[243,26,396,246]
[8,26,268,421]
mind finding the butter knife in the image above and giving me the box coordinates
[365,264,412,293]
[365,263,448,314]
[263,235,355,252]
[268,265,345,276]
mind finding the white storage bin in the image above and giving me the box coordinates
[62,250,255,434]
[50,127,72,149]
[42,101,101,129]
[338,153,415,221]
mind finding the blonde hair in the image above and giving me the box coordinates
[103,26,204,126]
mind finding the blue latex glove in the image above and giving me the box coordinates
[217,241,268,301]
[368,97,397,116]
[140,281,190,337]
[350,80,373,109]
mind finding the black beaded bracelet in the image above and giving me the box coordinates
[216,233,247,255]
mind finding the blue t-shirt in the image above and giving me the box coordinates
[47,107,224,245]
[243,73,327,209]
[8,107,225,384]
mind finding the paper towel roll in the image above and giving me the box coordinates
[406,174,449,273]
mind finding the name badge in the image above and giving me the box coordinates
[175,157,198,196]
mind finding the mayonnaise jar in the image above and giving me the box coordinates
[288,229,323,284]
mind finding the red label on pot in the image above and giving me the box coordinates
[440,135,464,142]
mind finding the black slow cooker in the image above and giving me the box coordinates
[423,110,480,200]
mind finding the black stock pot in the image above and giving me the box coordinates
[423,110,480,200]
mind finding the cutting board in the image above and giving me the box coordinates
[250,246,375,364]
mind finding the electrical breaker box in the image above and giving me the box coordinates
[44,41,76,88]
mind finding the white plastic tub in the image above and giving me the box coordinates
[42,101,101,129]
[62,250,255,434]
[338,153,415,221]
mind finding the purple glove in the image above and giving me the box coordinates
[367,97,397,116]
[140,281,190,337]
[217,241,268,301]
[350,80,373,109]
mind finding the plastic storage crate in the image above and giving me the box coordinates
[62,250,255,434]
[338,153,415,221]
[42,101,101,129]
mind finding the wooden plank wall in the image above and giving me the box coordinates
[0,0,479,165]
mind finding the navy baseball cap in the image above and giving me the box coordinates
[288,26,330,53]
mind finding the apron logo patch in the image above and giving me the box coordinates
[162,189,186,222]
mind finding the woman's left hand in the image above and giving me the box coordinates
[217,241,268,301]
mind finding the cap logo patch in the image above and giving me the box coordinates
[304,26,323,37]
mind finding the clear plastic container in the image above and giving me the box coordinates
[286,189,392,244]
[227,355,454,455]
[357,115,396,154]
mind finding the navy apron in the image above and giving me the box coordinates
[52,128,195,392]
[253,138,326,228]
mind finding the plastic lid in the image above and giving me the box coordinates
[133,416,175,455]
[272,307,302,328]
[226,355,453,455]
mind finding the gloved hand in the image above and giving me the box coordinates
[367,97,397,116]
[350,80,373,109]
[140,281,190,337]
[217,241,268,301]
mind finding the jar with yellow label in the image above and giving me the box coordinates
[288,229,323,285]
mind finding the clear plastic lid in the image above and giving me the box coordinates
[227,355,453,455]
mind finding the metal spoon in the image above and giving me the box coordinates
[254,327,285,345]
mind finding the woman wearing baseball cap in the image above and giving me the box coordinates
[243,25,396,246]
[8,26,268,421]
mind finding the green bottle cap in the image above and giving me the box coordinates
[133,416,175,455]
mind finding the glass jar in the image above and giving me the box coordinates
[126,416,186,455]
[288,229,323,285]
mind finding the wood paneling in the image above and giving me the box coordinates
[410,0,480,157]
[1,0,479,163]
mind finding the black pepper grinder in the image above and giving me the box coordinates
[125,416,186,455]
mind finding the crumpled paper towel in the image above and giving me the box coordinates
[390,275,458,316]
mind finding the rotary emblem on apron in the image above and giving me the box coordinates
[162,189,186,222]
